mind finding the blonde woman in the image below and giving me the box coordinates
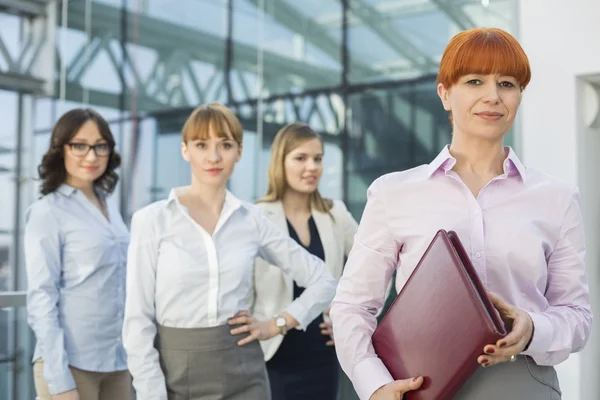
[122,104,337,400]
[251,123,358,400]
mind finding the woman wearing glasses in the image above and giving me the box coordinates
[25,109,131,400]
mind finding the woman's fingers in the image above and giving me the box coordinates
[497,311,531,348]
[229,323,252,335]
[228,315,250,326]
[487,291,515,320]
[487,291,510,311]
[319,321,333,336]
[228,310,254,326]
[477,297,532,368]
[478,343,520,367]
[321,328,333,335]
[477,353,509,367]
[237,333,258,346]
[233,310,250,318]
[228,311,256,336]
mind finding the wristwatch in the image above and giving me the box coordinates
[274,314,288,336]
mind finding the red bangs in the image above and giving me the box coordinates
[437,28,531,89]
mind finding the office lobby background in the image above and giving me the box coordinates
[1,0,599,399]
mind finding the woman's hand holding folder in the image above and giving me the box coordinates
[369,376,423,400]
[478,292,534,368]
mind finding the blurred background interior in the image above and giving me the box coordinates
[1,1,599,399]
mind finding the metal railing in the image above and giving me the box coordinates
[0,291,26,308]
[0,291,32,399]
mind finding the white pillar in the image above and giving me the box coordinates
[517,1,600,399]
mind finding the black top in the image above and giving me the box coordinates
[267,216,334,367]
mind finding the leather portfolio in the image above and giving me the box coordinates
[372,230,506,400]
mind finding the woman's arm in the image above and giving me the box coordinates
[521,187,592,365]
[329,178,400,400]
[25,203,75,396]
[122,206,168,400]
[256,210,337,331]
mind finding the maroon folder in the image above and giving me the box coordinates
[372,230,506,400]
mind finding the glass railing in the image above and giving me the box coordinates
[0,291,36,400]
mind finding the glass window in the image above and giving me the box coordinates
[54,100,121,123]
[346,81,451,218]
[348,0,517,84]
[229,131,258,203]
[347,0,446,84]
[231,0,342,101]
[320,141,343,201]
[0,91,17,292]
[33,98,55,132]
[0,14,21,72]
[56,1,125,110]
[122,0,229,112]
[137,0,228,33]
[106,120,125,213]
[0,91,37,400]
[123,118,158,219]
[0,306,35,400]
[31,132,51,197]
[460,0,516,33]
[153,133,190,199]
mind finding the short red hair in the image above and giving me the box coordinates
[436,28,531,89]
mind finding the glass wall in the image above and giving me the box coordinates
[1,0,518,398]
[0,90,18,293]
[30,0,518,216]
[0,89,18,400]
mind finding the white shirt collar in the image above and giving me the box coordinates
[166,186,244,212]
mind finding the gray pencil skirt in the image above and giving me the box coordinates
[454,355,561,399]
[156,324,270,400]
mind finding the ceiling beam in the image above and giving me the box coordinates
[431,0,476,31]
[246,0,373,78]
[57,81,166,113]
[0,0,49,17]
[64,1,340,87]
[348,0,438,73]
[318,0,437,28]
[0,71,45,93]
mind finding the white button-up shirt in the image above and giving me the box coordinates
[123,187,337,400]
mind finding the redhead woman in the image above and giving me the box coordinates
[330,28,592,400]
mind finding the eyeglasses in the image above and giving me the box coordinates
[67,142,112,157]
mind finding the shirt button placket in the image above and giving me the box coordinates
[471,202,486,286]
